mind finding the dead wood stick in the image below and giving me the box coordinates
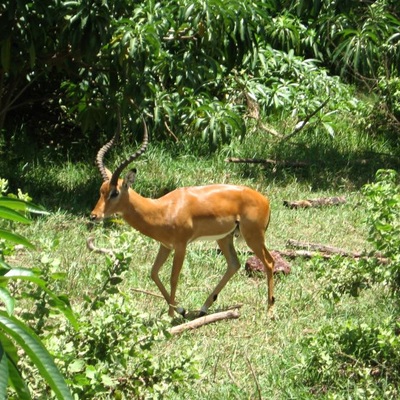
[277,249,389,264]
[86,236,115,256]
[276,249,334,260]
[277,245,389,264]
[130,287,164,299]
[283,196,346,209]
[246,354,262,400]
[168,309,240,335]
[287,239,361,257]
[225,157,308,168]
[258,122,282,137]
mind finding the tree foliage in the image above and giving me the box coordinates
[0,0,399,152]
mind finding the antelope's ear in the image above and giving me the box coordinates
[123,168,137,189]
[105,168,112,180]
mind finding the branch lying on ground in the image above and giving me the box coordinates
[169,307,241,335]
[86,236,115,255]
[283,196,346,209]
[287,239,359,256]
[280,239,388,264]
[225,158,308,168]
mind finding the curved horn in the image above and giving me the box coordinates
[109,117,149,187]
[96,109,122,181]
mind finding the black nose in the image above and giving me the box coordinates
[90,214,97,221]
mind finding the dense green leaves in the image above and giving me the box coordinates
[300,170,400,398]
[0,184,75,398]
[2,0,398,152]
[0,312,73,400]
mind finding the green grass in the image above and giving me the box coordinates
[3,126,400,399]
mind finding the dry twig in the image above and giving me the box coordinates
[281,97,330,142]
[246,354,262,400]
[283,196,346,209]
[168,308,240,335]
[225,158,308,168]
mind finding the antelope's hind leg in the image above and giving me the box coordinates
[241,228,275,316]
[199,234,241,317]
[250,244,275,315]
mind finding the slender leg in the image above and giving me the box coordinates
[150,244,172,309]
[240,225,275,315]
[200,235,241,316]
[248,242,275,314]
[169,244,187,317]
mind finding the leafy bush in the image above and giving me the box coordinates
[17,231,201,399]
[0,180,73,400]
[312,256,375,302]
[302,319,400,398]
[362,169,400,288]
[300,170,400,398]
[312,169,400,299]
[238,46,358,131]
[56,296,200,399]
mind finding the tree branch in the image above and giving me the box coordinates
[225,157,308,168]
[281,97,330,142]
[168,308,241,335]
[283,196,346,209]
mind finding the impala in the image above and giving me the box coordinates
[90,115,275,318]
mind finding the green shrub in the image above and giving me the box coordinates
[312,169,400,299]
[21,231,200,399]
[300,170,400,398]
[0,180,73,400]
[302,319,400,398]
[56,296,200,399]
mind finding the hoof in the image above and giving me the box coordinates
[198,310,207,318]
[176,306,186,317]
[267,305,276,321]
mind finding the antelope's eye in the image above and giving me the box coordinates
[110,190,119,199]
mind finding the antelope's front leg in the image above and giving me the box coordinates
[169,245,187,317]
[150,245,172,312]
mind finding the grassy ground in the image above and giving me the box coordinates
[4,127,400,398]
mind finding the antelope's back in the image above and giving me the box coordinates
[164,184,270,219]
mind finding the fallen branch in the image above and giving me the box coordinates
[279,240,389,264]
[276,249,337,260]
[86,236,114,256]
[287,239,361,257]
[258,122,282,137]
[225,158,308,168]
[246,354,262,400]
[283,196,346,209]
[130,287,164,299]
[168,308,240,335]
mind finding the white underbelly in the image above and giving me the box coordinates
[190,226,239,243]
[192,233,230,242]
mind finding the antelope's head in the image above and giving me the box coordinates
[90,112,148,221]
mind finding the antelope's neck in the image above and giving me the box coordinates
[121,191,166,238]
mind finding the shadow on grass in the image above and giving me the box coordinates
[241,143,400,191]
[1,160,100,215]
[2,138,399,215]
